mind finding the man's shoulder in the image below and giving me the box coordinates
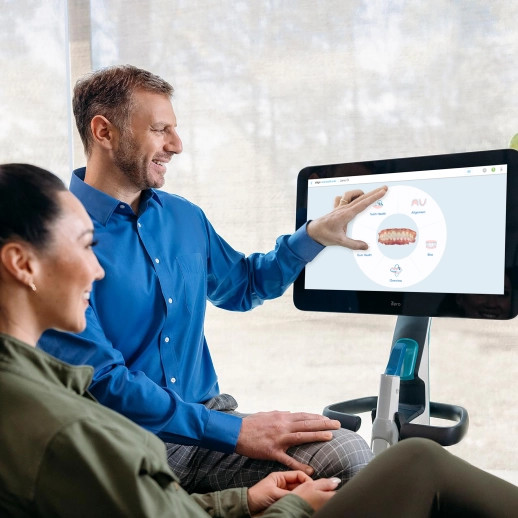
[154,189,192,205]
[153,190,205,217]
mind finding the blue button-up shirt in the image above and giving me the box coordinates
[39,168,323,452]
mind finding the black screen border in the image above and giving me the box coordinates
[294,148,518,319]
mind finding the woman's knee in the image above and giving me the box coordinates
[391,437,444,465]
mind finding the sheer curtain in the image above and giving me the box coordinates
[0,0,70,179]
[29,0,516,473]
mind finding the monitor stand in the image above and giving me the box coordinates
[323,316,469,455]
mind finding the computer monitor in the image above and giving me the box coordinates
[294,149,518,319]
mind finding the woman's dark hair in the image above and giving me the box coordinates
[0,164,67,250]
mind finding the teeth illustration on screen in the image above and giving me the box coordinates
[378,228,417,245]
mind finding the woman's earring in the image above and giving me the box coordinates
[29,282,37,292]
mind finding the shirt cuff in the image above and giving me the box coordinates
[287,222,325,263]
[203,410,242,453]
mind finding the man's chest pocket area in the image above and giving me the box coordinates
[175,254,205,314]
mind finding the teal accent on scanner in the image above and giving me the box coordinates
[397,338,419,380]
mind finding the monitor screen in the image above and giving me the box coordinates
[294,149,518,319]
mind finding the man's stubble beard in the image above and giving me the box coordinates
[113,130,161,191]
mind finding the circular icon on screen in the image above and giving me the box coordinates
[348,185,446,288]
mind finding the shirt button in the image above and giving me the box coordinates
[119,204,125,209]
[170,377,176,383]
[137,222,142,228]
[168,298,173,304]
[164,336,170,343]
[155,258,160,264]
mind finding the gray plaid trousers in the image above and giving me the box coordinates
[165,394,373,493]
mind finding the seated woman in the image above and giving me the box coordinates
[0,163,517,517]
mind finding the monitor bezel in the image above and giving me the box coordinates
[293,148,518,319]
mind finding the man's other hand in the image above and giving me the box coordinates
[235,411,341,474]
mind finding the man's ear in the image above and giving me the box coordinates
[0,241,38,288]
[90,115,118,151]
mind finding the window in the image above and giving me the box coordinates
[4,0,515,473]
[0,0,70,181]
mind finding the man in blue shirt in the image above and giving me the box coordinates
[39,65,387,492]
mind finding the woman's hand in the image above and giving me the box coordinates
[291,477,340,511]
[247,470,339,515]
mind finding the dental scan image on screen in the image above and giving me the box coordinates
[305,165,507,295]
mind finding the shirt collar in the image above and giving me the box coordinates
[0,333,93,396]
[70,167,163,225]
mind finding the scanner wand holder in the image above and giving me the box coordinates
[371,373,400,455]
[371,338,418,455]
